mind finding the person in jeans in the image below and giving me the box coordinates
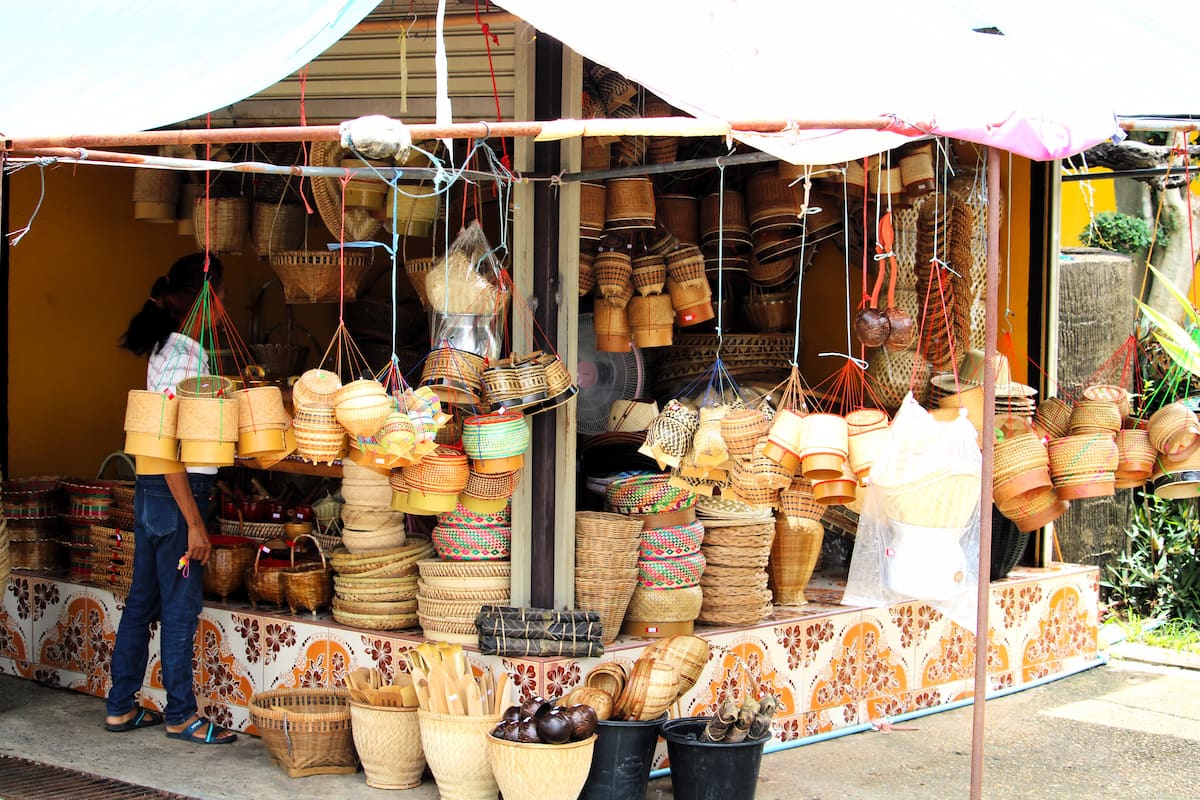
[104,253,236,745]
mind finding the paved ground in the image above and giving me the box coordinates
[0,649,1195,799]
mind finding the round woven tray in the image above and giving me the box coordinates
[417,614,479,638]
[700,570,769,589]
[416,558,511,579]
[699,523,775,548]
[332,597,418,616]
[329,538,433,575]
[415,580,510,602]
[697,602,773,626]
[416,595,494,620]
[332,608,421,631]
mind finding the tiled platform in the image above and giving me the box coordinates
[0,563,1098,752]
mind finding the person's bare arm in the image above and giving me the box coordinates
[164,472,211,566]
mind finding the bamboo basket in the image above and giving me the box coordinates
[578,252,596,296]
[745,287,797,333]
[252,202,306,256]
[329,537,433,576]
[293,405,347,465]
[658,194,700,245]
[768,517,823,605]
[349,702,425,789]
[193,196,250,254]
[292,368,343,407]
[631,253,667,296]
[700,190,751,249]
[335,574,419,602]
[132,168,181,222]
[487,735,597,800]
[282,534,334,615]
[1069,400,1122,436]
[418,710,503,800]
[405,257,437,308]
[1034,397,1073,440]
[605,177,656,231]
[270,250,371,304]
[201,535,256,602]
[415,580,509,602]
[628,294,674,348]
[248,688,358,777]
[594,302,632,352]
[594,250,634,306]
[579,182,607,240]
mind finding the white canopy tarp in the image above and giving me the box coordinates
[495,0,1200,163]
[0,0,380,138]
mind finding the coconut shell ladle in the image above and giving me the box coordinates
[854,216,891,348]
[877,212,914,351]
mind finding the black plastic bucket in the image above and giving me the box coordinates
[578,715,665,800]
[661,716,769,800]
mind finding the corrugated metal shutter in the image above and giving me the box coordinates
[205,8,516,126]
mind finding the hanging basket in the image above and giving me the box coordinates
[269,250,371,304]
[193,196,250,254]
[252,202,306,257]
[132,168,181,222]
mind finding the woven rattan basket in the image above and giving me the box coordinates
[768,517,823,605]
[249,687,358,777]
[270,250,370,304]
[202,535,256,602]
[418,710,503,800]
[488,734,597,800]
[193,196,249,254]
[349,701,425,790]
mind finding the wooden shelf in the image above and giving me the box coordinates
[233,456,343,479]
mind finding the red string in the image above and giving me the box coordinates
[339,172,351,325]
[476,0,511,171]
[860,157,870,308]
[298,67,314,215]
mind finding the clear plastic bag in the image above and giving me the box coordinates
[842,393,982,631]
[426,220,511,359]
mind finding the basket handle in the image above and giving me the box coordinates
[291,532,327,570]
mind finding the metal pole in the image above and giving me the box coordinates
[970,147,1002,800]
[0,152,9,472]
[2,116,898,152]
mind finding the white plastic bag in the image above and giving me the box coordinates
[842,394,982,631]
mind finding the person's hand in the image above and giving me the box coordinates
[187,524,212,566]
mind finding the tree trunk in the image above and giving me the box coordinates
[1054,249,1135,572]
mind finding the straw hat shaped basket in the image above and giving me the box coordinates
[248,687,358,777]
[487,735,597,800]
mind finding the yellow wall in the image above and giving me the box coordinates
[1059,167,1118,248]
[7,165,341,479]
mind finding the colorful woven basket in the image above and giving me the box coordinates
[639,520,705,559]
[461,413,530,467]
[431,523,511,561]
[637,551,706,589]
[605,473,697,515]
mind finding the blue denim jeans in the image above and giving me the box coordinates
[106,473,213,725]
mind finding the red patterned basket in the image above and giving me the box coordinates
[639,520,705,559]
[637,551,706,589]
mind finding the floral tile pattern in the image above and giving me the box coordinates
[5,566,1098,736]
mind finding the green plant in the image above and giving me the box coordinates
[1080,211,1153,255]
[1102,491,1200,625]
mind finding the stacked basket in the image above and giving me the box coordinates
[697,508,776,626]
[416,558,511,644]
[292,369,348,465]
[339,462,405,553]
[89,483,137,596]
[4,478,64,573]
[574,511,644,644]
[60,479,120,581]
[330,536,432,630]
[0,470,8,586]
[432,502,512,561]
[606,474,705,637]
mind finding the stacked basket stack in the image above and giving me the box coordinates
[416,558,511,644]
[574,511,644,644]
[2,477,64,573]
[696,496,776,626]
[292,369,348,465]
[60,479,119,582]
[606,474,704,638]
[89,481,137,597]
[329,536,433,630]
[432,502,512,561]
[339,462,405,553]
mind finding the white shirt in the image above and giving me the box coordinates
[148,332,218,475]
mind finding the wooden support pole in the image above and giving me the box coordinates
[970,147,1002,800]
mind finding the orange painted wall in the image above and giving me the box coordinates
[798,155,1032,388]
[6,165,340,479]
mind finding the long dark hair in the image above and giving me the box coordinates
[119,253,224,357]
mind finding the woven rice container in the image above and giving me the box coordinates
[335,379,392,437]
[349,702,425,790]
[604,176,656,231]
[193,196,250,254]
[625,585,703,622]
[123,390,179,460]
[488,735,597,800]
[631,253,668,296]
[235,386,290,431]
[132,168,181,222]
[252,201,306,256]
[594,302,631,352]
[593,250,634,305]
[1148,402,1200,459]
[628,295,674,348]
[579,182,607,239]
[658,194,700,246]
[418,710,503,800]
[1068,400,1122,436]
[176,397,239,465]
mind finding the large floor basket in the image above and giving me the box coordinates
[248,687,359,777]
